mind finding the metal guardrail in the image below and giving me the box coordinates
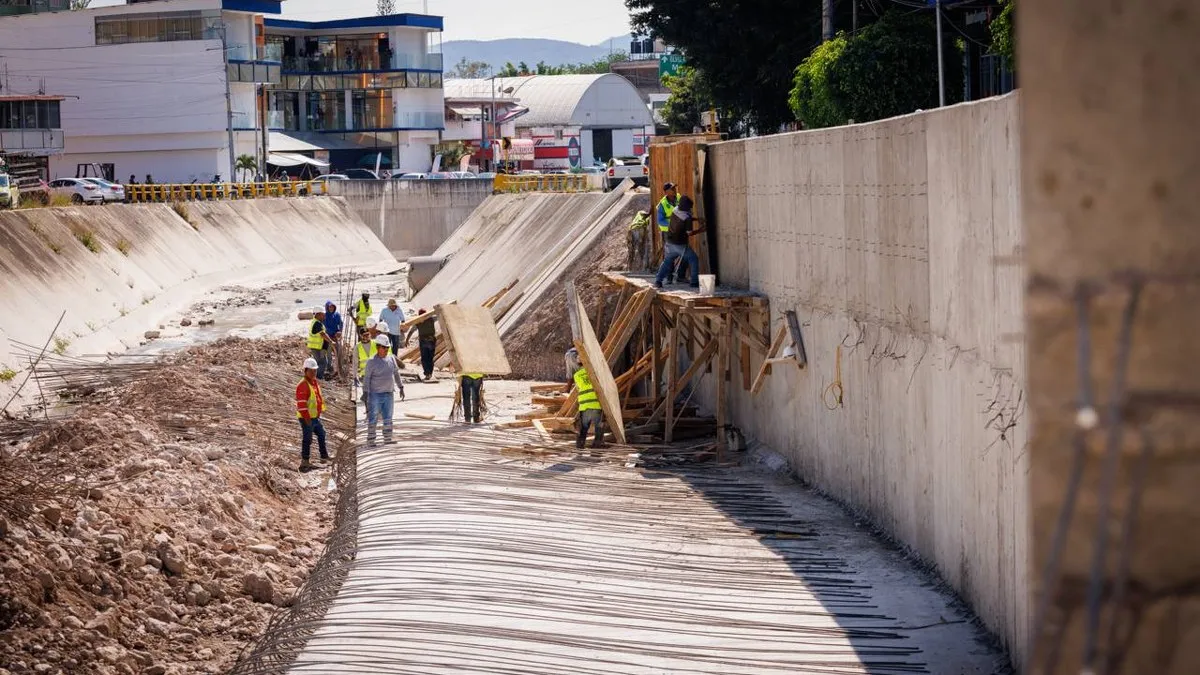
[493,174,590,193]
[124,181,328,203]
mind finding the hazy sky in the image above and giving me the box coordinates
[90,0,633,44]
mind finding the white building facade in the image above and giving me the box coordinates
[0,0,445,182]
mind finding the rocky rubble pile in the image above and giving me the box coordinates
[0,338,351,675]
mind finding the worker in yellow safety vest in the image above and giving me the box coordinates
[356,323,393,402]
[460,372,484,424]
[573,363,604,450]
[656,182,688,284]
[306,307,332,380]
[296,357,329,473]
[353,292,373,336]
[628,210,651,271]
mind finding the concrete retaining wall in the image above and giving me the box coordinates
[326,179,493,259]
[0,197,395,397]
[705,94,1029,660]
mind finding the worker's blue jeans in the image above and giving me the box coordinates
[299,418,328,462]
[367,392,395,444]
[461,376,482,422]
[419,339,436,378]
[656,243,700,287]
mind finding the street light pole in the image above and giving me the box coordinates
[935,0,945,107]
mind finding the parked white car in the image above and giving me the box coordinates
[80,177,125,203]
[48,178,104,204]
[393,172,427,180]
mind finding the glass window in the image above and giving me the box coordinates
[93,11,204,46]
[407,72,419,88]
[430,72,443,88]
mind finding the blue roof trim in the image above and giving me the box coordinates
[280,67,442,76]
[222,0,283,14]
[267,127,446,133]
[265,14,443,31]
[230,59,282,65]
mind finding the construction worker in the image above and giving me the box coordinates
[656,182,688,283]
[307,307,331,380]
[296,357,329,472]
[323,301,343,378]
[655,195,706,289]
[460,372,484,424]
[404,309,437,381]
[356,323,388,402]
[353,292,373,338]
[628,210,652,271]
[364,334,405,446]
[378,298,403,354]
[573,362,605,449]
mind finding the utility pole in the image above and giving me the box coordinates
[220,22,235,181]
[935,0,945,107]
[822,0,833,41]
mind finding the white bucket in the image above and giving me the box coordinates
[698,274,717,295]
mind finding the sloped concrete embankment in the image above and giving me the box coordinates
[0,197,395,396]
[703,94,1028,661]
[326,179,493,259]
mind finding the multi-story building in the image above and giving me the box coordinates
[0,93,65,192]
[261,13,445,173]
[0,0,445,182]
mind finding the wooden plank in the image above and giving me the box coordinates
[650,307,661,412]
[740,339,752,391]
[715,313,730,453]
[785,309,809,368]
[531,395,568,406]
[529,383,568,394]
[732,314,771,353]
[647,338,717,423]
[532,419,555,443]
[396,308,437,333]
[482,278,520,310]
[665,315,680,443]
[436,303,512,375]
[750,324,788,396]
[404,413,437,421]
[494,419,534,429]
[516,410,557,421]
[567,285,626,445]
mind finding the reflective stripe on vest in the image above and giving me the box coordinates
[574,369,601,411]
[355,299,372,326]
[296,379,324,419]
[658,196,676,232]
[306,319,325,350]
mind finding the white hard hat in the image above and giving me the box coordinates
[313,307,325,314]
[373,334,392,348]
[366,318,378,329]
[303,358,319,370]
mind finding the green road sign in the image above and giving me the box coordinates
[659,54,686,80]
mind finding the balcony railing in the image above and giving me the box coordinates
[393,111,444,129]
[230,111,254,129]
[281,52,444,74]
[0,129,65,154]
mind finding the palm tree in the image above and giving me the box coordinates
[235,154,257,183]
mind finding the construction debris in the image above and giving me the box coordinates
[0,337,352,675]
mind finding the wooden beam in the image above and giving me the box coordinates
[530,383,568,394]
[650,306,661,412]
[785,310,809,368]
[750,324,789,396]
[665,314,679,443]
[567,285,626,445]
[715,314,731,454]
[740,338,752,391]
[482,278,519,310]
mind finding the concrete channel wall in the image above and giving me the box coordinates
[704,94,1029,660]
[0,197,395,397]
[326,179,493,259]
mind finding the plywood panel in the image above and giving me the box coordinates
[436,303,511,375]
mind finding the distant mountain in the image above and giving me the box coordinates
[443,34,635,75]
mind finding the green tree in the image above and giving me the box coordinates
[497,62,519,77]
[788,10,962,128]
[234,154,257,182]
[789,35,848,129]
[990,0,1015,73]
[628,0,826,132]
[518,61,531,75]
[450,57,491,79]
[70,0,92,8]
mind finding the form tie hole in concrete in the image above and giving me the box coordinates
[1075,406,1099,431]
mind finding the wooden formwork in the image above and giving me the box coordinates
[648,136,717,274]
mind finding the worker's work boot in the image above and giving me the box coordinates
[298,460,314,473]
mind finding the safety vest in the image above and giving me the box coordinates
[295,379,325,420]
[358,341,392,378]
[574,368,601,412]
[306,319,325,350]
[355,299,372,327]
[657,196,677,232]
[629,212,651,231]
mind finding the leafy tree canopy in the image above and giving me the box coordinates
[990,0,1015,72]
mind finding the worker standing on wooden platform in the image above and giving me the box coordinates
[656,182,688,283]
[364,334,405,447]
[572,362,605,450]
[296,357,329,473]
[404,309,437,381]
[460,373,484,424]
[655,195,705,289]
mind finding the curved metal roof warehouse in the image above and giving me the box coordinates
[444,74,654,130]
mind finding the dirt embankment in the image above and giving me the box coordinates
[0,338,352,675]
[503,194,650,381]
